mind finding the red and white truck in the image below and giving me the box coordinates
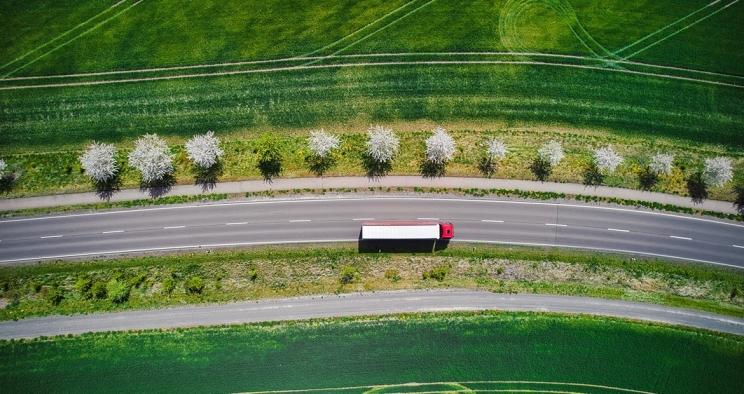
[361,222,454,240]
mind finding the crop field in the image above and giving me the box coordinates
[1,312,743,393]
[1,0,743,154]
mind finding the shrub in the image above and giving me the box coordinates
[91,281,107,300]
[106,279,131,304]
[253,133,283,180]
[339,266,360,284]
[248,268,258,282]
[74,276,93,299]
[127,273,148,289]
[29,281,43,294]
[161,277,176,295]
[186,276,205,294]
[384,269,401,282]
[45,287,65,306]
[423,266,449,281]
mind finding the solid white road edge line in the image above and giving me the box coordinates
[2,196,742,228]
[0,239,358,264]
[453,239,743,270]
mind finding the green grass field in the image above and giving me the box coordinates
[1,312,743,393]
[1,0,742,154]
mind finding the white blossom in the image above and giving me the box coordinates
[366,125,399,163]
[649,152,674,176]
[128,134,174,183]
[593,145,623,173]
[703,156,733,187]
[185,131,223,168]
[79,142,118,182]
[0,159,6,180]
[485,138,508,160]
[307,129,339,158]
[538,140,564,167]
[425,126,456,164]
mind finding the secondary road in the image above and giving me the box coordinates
[2,290,743,339]
[1,197,743,267]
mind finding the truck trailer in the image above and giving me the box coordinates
[361,222,454,240]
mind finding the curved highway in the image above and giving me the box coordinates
[2,290,744,339]
[1,197,743,267]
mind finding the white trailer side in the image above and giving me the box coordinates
[361,222,440,240]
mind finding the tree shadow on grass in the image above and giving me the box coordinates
[529,157,552,182]
[0,173,18,195]
[582,163,605,187]
[637,167,660,191]
[686,171,708,204]
[477,157,497,178]
[94,174,122,202]
[733,184,744,215]
[257,159,282,183]
[362,154,392,180]
[420,160,446,179]
[139,174,176,199]
[306,155,336,177]
[193,161,223,192]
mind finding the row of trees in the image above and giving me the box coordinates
[0,127,737,197]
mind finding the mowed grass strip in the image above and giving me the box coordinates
[1,312,743,393]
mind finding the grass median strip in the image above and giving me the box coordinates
[1,244,743,321]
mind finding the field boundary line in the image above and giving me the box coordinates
[2,59,741,91]
[622,0,739,60]
[2,0,145,78]
[4,52,741,84]
[0,0,127,74]
[237,381,655,394]
[611,0,722,56]
[300,0,422,58]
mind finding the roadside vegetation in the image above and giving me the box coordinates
[1,128,743,207]
[2,311,743,393]
[1,244,743,321]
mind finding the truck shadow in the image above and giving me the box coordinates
[358,239,450,253]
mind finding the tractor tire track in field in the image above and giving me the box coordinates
[0,0,129,74]
[1,0,145,79]
[1,54,742,91]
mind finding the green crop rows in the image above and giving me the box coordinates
[1,0,742,154]
[1,312,743,393]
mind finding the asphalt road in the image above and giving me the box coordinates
[1,197,743,267]
[1,290,743,339]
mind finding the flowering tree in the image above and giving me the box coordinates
[185,131,223,168]
[307,129,340,158]
[425,126,456,164]
[79,142,118,182]
[127,134,174,183]
[703,156,733,187]
[593,145,623,173]
[649,152,674,175]
[0,159,6,180]
[366,125,399,163]
[538,140,564,167]
[485,138,508,160]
